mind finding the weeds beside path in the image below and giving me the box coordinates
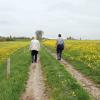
[0,47,30,100]
[40,47,91,100]
[46,48,100,100]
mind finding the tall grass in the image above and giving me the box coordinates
[43,40,100,87]
[0,47,31,100]
[40,47,91,100]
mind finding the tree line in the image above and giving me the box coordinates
[0,36,30,41]
[0,30,82,41]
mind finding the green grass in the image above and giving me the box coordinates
[63,53,100,87]
[43,40,100,87]
[0,47,31,100]
[40,47,91,100]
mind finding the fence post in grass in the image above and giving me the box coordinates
[24,48,25,53]
[7,57,10,79]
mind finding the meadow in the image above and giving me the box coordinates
[0,40,99,100]
[0,41,31,100]
[40,47,91,100]
[43,40,100,87]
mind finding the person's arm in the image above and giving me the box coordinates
[29,41,32,51]
[63,39,65,49]
[63,39,64,45]
[56,39,58,47]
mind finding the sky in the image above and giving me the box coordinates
[0,0,100,39]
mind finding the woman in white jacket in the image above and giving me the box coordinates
[29,37,40,63]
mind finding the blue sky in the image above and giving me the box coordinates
[0,0,100,39]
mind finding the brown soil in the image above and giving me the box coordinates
[20,59,49,100]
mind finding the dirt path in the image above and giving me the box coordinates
[46,49,100,100]
[20,59,49,100]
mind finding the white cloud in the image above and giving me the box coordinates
[0,0,100,39]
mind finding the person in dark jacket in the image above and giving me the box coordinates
[56,34,64,60]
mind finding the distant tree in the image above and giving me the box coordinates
[67,36,72,40]
[35,30,44,41]
[10,35,12,39]
[0,35,30,41]
[67,36,77,40]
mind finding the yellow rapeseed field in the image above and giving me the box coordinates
[43,39,100,71]
[0,41,29,62]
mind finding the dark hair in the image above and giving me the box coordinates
[58,34,61,37]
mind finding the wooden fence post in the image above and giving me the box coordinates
[7,57,10,79]
[24,48,25,53]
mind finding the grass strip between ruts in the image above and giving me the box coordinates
[40,47,91,100]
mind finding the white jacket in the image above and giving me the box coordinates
[29,39,40,51]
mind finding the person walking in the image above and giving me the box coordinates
[29,36,40,63]
[56,34,64,60]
